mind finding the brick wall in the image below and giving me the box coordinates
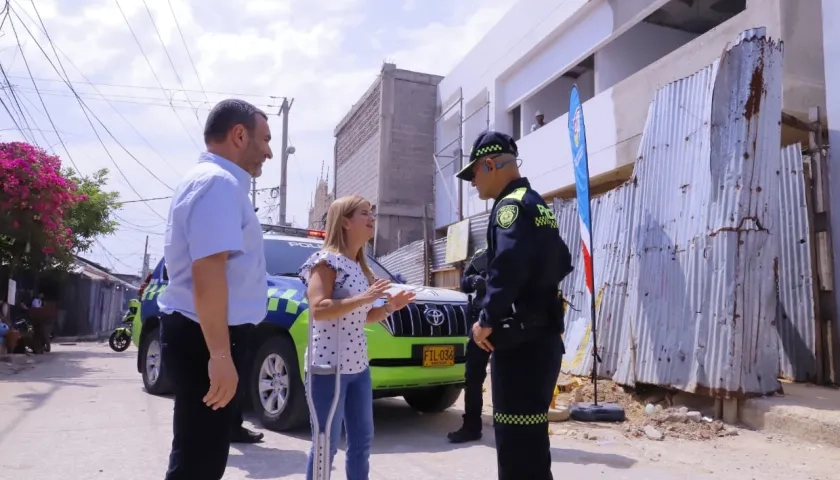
[374,71,440,255]
[379,76,438,205]
[335,81,382,204]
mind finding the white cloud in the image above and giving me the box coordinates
[388,2,516,76]
[0,0,512,274]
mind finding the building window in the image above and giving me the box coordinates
[511,105,521,141]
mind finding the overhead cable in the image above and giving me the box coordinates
[142,0,203,125]
[114,0,201,150]
[7,9,79,173]
[10,5,170,219]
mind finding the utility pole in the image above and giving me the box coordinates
[251,178,257,208]
[141,235,150,278]
[278,97,293,226]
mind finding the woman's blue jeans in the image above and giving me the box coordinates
[305,367,373,480]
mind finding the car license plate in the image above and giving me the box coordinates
[422,345,455,367]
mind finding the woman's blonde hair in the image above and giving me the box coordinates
[322,195,375,283]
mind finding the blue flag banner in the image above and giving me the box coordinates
[568,85,594,295]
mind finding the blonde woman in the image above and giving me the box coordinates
[298,195,416,480]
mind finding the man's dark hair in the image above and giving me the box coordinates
[203,98,268,144]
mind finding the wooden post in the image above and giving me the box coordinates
[422,204,430,286]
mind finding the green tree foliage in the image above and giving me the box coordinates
[61,167,121,254]
[0,141,121,272]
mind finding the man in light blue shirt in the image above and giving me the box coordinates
[158,99,272,480]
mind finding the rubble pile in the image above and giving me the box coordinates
[626,406,740,441]
[554,377,740,441]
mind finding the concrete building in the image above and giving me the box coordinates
[433,0,826,230]
[333,63,442,256]
[307,176,333,230]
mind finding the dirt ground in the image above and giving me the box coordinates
[4,344,840,480]
[551,378,738,441]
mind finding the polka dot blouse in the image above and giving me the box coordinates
[298,250,373,374]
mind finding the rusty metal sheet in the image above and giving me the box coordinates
[623,28,784,397]
[777,144,818,381]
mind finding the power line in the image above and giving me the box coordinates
[12,4,181,178]
[166,0,209,104]
[0,6,41,146]
[10,86,281,112]
[141,0,202,126]
[114,0,201,150]
[9,5,170,219]
[96,238,137,272]
[112,212,165,230]
[14,3,175,191]
[2,74,285,99]
[0,61,37,144]
[7,82,53,151]
[7,7,80,173]
[120,186,280,204]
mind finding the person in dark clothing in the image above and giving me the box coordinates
[447,248,491,443]
[455,130,573,480]
[230,324,264,443]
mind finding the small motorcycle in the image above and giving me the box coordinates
[109,301,138,352]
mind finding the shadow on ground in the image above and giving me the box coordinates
[0,343,120,445]
[551,447,636,469]
[227,443,309,479]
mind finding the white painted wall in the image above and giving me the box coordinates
[595,21,698,93]
[436,0,824,228]
[521,75,575,132]
[821,0,840,337]
[438,0,668,123]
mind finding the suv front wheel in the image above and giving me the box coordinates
[403,384,463,413]
[250,335,309,432]
[140,326,172,395]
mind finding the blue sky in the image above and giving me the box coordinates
[0,0,514,275]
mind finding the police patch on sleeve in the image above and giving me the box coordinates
[496,204,519,229]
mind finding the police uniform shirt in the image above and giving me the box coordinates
[479,177,569,329]
[158,152,268,326]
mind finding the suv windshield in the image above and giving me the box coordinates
[263,237,395,280]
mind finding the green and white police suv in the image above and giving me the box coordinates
[133,225,470,431]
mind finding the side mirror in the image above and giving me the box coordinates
[394,273,407,284]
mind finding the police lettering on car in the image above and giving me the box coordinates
[455,130,573,480]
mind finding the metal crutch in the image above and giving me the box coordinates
[306,313,342,480]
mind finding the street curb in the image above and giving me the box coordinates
[740,396,840,448]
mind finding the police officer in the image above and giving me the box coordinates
[455,131,573,480]
[447,248,490,443]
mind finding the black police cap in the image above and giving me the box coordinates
[455,130,519,182]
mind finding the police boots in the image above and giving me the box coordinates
[447,415,482,443]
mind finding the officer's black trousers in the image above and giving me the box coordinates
[491,332,563,480]
[463,334,491,430]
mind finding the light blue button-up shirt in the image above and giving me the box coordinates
[158,152,268,326]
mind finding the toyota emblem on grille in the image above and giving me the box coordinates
[424,306,445,326]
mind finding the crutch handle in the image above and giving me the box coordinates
[310,364,338,376]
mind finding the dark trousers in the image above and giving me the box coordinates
[230,324,254,432]
[491,332,563,480]
[463,331,491,430]
[161,312,251,480]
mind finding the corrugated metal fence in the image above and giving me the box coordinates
[776,145,818,381]
[377,239,426,285]
[378,30,816,396]
[556,29,801,397]
[56,274,131,337]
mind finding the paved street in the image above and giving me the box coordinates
[1,343,838,480]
